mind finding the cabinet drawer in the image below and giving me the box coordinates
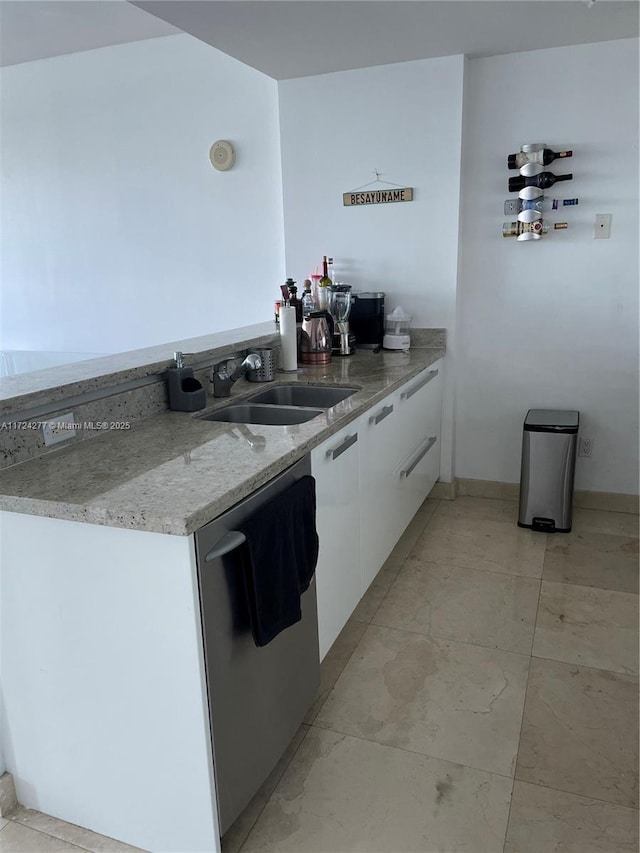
[358,389,401,594]
[311,424,361,660]
[391,362,442,540]
[395,362,442,455]
[395,432,440,523]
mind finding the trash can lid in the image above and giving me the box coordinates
[524,409,580,432]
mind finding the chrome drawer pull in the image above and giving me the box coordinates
[204,530,247,562]
[369,404,394,426]
[400,369,438,401]
[399,435,437,479]
[326,433,358,460]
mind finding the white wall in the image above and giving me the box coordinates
[0,34,285,354]
[455,39,639,495]
[278,55,464,328]
[278,55,465,480]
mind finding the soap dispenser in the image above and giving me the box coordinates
[167,351,207,412]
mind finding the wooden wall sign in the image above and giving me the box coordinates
[343,187,413,207]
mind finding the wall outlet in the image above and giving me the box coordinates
[42,412,76,446]
[594,214,612,239]
[578,436,594,458]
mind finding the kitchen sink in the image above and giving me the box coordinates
[247,385,358,408]
[200,404,323,426]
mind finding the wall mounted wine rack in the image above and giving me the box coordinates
[503,143,578,241]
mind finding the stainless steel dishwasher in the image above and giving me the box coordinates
[194,455,320,837]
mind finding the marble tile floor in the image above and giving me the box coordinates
[0,807,145,853]
[2,497,638,853]
[233,497,639,853]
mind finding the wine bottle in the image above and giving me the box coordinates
[317,257,331,310]
[319,256,331,289]
[503,220,568,238]
[507,148,572,169]
[504,196,579,215]
[508,172,573,192]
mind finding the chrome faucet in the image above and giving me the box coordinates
[211,353,262,397]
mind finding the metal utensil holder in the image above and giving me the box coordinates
[247,347,275,382]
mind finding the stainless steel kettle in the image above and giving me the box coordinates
[300,312,333,365]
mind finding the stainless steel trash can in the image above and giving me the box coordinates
[518,409,579,533]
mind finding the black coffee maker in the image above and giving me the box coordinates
[349,292,385,349]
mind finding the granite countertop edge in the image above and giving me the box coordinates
[0,348,445,536]
[0,322,279,416]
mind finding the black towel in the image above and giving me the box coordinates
[238,475,319,647]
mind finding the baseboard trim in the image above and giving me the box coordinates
[450,479,639,514]
[0,772,17,817]
[428,480,458,501]
[573,489,639,515]
[456,479,519,502]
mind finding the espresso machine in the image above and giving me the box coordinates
[328,285,355,357]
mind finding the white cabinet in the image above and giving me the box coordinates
[358,388,402,594]
[358,361,442,596]
[312,361,442,658]
[311,422,361,660]
[394,362,442,525]
[0,512,220,853]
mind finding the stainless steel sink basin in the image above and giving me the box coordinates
[247,385,358,408]
[201,404,323,426]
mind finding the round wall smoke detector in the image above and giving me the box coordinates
[209,140,236,171]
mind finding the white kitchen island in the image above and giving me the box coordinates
[1,515,219,852]
[0,332,444,852]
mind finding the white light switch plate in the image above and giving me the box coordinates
[594,213,612,239]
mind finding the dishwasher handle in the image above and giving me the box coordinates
[204,530,247,562]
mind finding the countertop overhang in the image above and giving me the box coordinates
[0,347,444,535]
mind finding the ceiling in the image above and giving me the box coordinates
[0,0,179,67]
[133,1,639,79]
[1,0,637,76]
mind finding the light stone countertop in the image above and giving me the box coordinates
[0,322,278,416]
[0,347,444,535]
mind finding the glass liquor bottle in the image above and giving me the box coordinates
[301,279,317,317]
[503,220,568,239]
[286,278,303,322]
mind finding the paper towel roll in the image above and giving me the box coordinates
[279,305,298,372]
